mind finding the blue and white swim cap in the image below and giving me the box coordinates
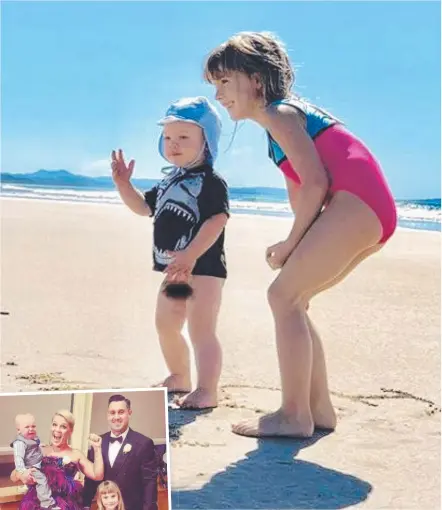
[157,96,222,164]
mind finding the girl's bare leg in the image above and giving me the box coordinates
[306,243,382,429]
[232,192,383,437]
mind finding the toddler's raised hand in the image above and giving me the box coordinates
[111,149,135,186]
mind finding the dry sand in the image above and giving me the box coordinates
[1,198,440,509]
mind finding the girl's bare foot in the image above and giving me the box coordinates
[178,388,218,409]
[232,409,314,438]
[153,374,191,393]
[312,398,337,430]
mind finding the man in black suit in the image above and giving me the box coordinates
[82,394,158,510]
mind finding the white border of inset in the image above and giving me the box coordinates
[0,386,171,510]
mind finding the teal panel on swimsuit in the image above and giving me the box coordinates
[267,97,339,164]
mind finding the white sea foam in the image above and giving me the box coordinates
[1,183,440,227]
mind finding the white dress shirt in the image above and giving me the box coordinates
[108,428,129,468]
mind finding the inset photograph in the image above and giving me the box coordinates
[0,388,169,510]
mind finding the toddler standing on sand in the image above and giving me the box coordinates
[112,96,229,409]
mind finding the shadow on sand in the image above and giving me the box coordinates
[171,425,372,508]
[167,394,215,442]
[167,393,372,508]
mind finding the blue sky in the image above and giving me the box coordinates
[2,1,440,199]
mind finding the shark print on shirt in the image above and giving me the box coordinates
[144,163,229,279]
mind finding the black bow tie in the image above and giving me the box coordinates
[110,436,123,444]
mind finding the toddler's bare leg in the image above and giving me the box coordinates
[153,282,191,392]
[178,276,224,409]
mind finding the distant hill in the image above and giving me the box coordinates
[0,169,288,195]
[1,169,159,189]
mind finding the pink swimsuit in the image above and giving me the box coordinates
[268,99,397,243]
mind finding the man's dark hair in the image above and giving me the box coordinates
[108,394,131,410]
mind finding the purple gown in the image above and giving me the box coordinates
[19,456,84,510]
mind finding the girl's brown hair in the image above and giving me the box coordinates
[97,480,125,510]
[204,31,294,104]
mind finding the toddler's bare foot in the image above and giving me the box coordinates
[178,388,218,409]
[232,409,314,438]
[152,374,191,393]
[312,398,337,430]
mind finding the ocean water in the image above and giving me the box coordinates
[1,182,440,232]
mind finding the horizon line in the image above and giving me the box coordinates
[1,169,440,201]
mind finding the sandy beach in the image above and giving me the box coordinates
[1,198,440,509]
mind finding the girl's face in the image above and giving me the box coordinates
[211,71,263,121]
[162,121,206,168]
[51,415,71,448]
[101,491,119,510]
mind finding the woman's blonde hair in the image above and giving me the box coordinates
[52,410,75,431]
[97,481,125,510]
[204,31,294,104]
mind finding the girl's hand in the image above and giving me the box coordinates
[164,249,197,282]
[265,240,294,270]
[111,149,135,186]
